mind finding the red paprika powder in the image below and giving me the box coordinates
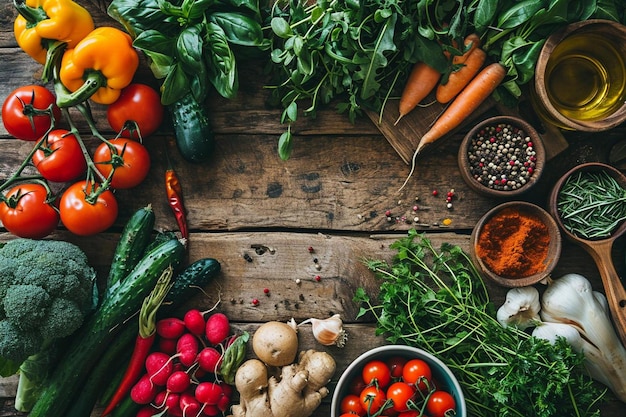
[475,207,550,278]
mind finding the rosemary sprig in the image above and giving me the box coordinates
[557,170,626,240]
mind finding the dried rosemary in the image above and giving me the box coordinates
[557,170,626,239]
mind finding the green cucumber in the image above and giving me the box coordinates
[163,257,221,308]
[28,237,186,417]
[168,93,215,163]
[107,205,156,288]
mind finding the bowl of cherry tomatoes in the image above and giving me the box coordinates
[331,345,466,417]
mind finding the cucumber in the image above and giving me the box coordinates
[163,257,221,308]
[107,205,155,288]
[28,237,186,417]
[168,93,215,163]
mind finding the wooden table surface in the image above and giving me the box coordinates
[1,2,625,416]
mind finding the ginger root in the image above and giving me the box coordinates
[227,349,336,417]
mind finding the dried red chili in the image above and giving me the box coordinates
[164,150,188,240]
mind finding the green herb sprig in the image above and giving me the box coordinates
[557,170,626,240]
[355,230,605,417]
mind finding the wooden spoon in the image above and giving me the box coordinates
[549,162,626,347]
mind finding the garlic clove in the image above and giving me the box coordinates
[300,314,348,347]
[496,286,541,330]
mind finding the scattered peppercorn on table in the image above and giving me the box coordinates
[1,2,626,416]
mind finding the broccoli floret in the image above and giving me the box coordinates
[0,238,97,412]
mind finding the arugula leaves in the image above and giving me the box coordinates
[355,230,606,417]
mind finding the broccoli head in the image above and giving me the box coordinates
[0,238,97,363]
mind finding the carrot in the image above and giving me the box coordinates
[436,35,486,104]
[394,62,441,125]
[399,62,506,190]
[101,268,174,417]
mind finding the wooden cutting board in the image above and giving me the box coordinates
[366,93,569,164]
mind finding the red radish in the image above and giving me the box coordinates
[195,381,223,405]
[184,309,207,335]
[157,317,187,339]
[216,393,231,413]
[205,313,230,345]
[197,347,223,372]
[179,391,202,416]
[165,391,181,410]
[202,404,219,416]
[158,337,178,355]
[145,351,174,385]
[219,382,233,399]
[153,390,168,409]
[167,370,191,393]
[176,333,200,367]
[130,374,158,404]
[136,405,159,417]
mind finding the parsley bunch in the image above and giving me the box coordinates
[355,230,606,417]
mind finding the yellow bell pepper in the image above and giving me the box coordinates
[58,27,139,106]
[13,0,94,64]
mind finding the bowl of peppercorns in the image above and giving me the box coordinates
[458,116,546,198]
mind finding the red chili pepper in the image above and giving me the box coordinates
[164,148,188,240]
[101,268,174,417]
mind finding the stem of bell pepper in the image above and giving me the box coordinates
[56,70,108,108]
[13,0,48,24]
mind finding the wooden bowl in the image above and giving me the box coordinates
[533,19,626,131]
[458,116,545,198]
[469,201,562,288]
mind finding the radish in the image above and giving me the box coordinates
[130,374,158,404]
[205,313,230,345]
[136,405,159,417]
[145,351,173,386]
[202,404,219,416]
[197,347,222,373]
[156,317,187,339]
[158,337,178,355]
[167,370,191,393]
[194,381,223,405]
[176,333,200,367]
[183,309,207,335]
[179,391,202,416]
[216,393,231,413]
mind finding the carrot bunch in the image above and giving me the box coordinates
[395,33,506,189]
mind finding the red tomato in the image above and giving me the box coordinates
[359,386,387,415]
[32,129,87,182]
[402,359,432,392]
[340,394,365,416]
[2,85,61,141]
[425,390,456,417]
[59,181,118,236]
[362,360,392,388]
[107,83,164,139]
[349,377,367,396]
[0,183,59,238]
[398,411,424,417]
[387,356,408,379]
[386,381,415,412]
[93,138,151,189]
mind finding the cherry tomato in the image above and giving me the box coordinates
[386,381,415,412]
[32,129,87,182]
[340,394,365,416]
[387,356,408,379]
[359,386,387,415]
[402,359,432,392]
[107,83,164,139]
[349,377,367,396]
[93,138,151,189]
[2,85,61,141]
[0,183,59,238]
[425,390,456,417]
[59,181,118,236]
[398,411,424,417]
[362,360,392,388]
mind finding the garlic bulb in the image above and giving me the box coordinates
[299,314,348,347]
[496,286,541,330]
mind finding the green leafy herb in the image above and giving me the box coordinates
[355,230,606,417]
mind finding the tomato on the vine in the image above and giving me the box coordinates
[362,360,392,388]
[387,381,415,412]
[402,359,432,392]
[2,85,61,141]
[349,377,367,396]
[107,83,164,139]
[359,386,387,415]
[32,129,87,182]
[0,183,59,238]
[425,390,456,417]
[59,181,118,236]
[387,356,408,379]
[93,138,151,189]
[340,393,365,416]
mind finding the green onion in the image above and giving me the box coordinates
[557,170,626,239]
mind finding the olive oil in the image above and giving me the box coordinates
[544,33,626,122]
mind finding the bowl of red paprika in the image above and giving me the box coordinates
[469,201,562,287]
[331,345,467,417]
